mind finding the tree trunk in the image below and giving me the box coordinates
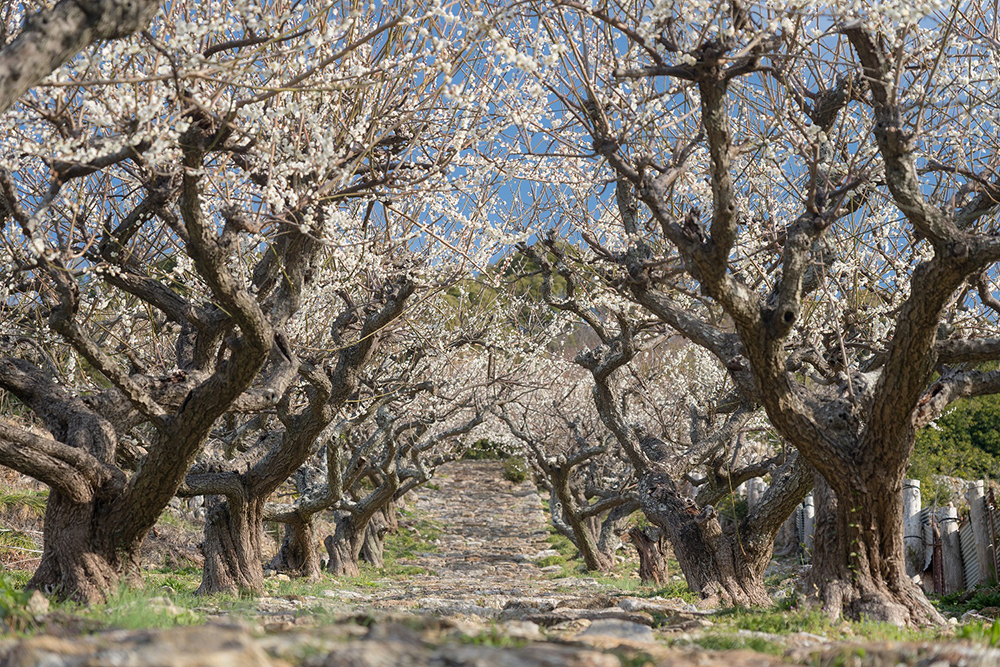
[325,511,366,577]
[805,476,944,626]
[553,481,614,572]
[198,495,266,595]
[360,509,390,567]
[267,519,321,580]
[27,492,127,602]
[640,473,771,606]
[628,525,669,585]
[597,502,637,566]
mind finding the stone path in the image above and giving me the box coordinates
[354,459,626,617]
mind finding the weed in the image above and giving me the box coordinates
[0,571,36,633]
[959,620,1000,646]
[936,585,1000,615]
[66,584,204,630]
[691,633,783,655]
[614,651,657,667]
[501,458,528,483]
[459,625,528,648]
[462,439,509,460]
[536,555,568,568]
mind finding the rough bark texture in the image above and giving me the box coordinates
[325,512,365,577]
[640,473,770,606]
[28,493,124,601]
[198,496,266,595]
[628,525,669,586]
[0,0,160,114]
[805,476,944,625]
[360,513,388,568]
[267,520,322,580]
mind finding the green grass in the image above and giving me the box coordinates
[935,585,1000,616]
[687,633,784,655]
[704,605,945,646]
[959,620,1000,646]
[53,583,206,631]
[458,625,529,648]
[381,511,441,577]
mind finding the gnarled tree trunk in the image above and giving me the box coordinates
[641,473,770,606]
[28,493,127,601]
[805,475,944,625]
[198,495,266,595]
[325,511,366,577]
[628,525,669,586]
[267,519,322,580]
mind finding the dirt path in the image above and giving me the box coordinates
[349,460,630,617]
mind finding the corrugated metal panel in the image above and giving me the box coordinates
[960,519,980,587]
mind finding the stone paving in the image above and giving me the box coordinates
[353,460,629,618]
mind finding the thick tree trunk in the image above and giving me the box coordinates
[198,495,266,595]
[805,476,944,626]
[28,492,126,602]
[360,507,398,568]
[640,473,771,606]
[325,511,366,577]
[267,519,321,580]
[629,525,669,585]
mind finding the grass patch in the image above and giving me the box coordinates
[0,488,47,517]
[959,620,1000,646]
[458,625,529,648]
[639,580,698,604]
[62,584,205,630]
[707,606,945,645]
[689,633,783,655]
[935,585,1000,616]
[381,510,442,578]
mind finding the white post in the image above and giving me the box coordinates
[802,493,815,554]
[938,505,964,594]
[903,479,923,577]
[967,480,994,585]
[747,478,768,511]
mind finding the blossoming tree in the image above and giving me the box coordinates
[0,0,508,600]
[494,0,1000,624]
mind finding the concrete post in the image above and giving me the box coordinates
[747,478,768,511]
[903,479,923,577]
[967,480,993,585]
[802,492,815,554]
[938,505,964,594]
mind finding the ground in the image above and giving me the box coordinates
[0,461,999,666]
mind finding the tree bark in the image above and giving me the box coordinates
[628,525,669,586]
[27,492,127,601]
[805,475,944,625]
[267,519,321,580]
[325,511,365,577]
[640,473,770,606]
[360,511,389,568]
[0,0,160,114]
[198,495,266,595]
